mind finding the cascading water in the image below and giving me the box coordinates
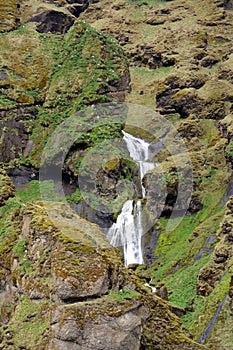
[107,131,156,266]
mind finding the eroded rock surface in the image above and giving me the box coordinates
[0,201,206,350]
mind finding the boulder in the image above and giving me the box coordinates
[0,0,20,32]
[0,169,15,206]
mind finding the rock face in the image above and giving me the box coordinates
[0,200,205,350]
[0,168,15,206]
[0,16,129,166]
[197,197,233,296]
[0,0,233,349]
[0,1,20,32]
[78,0,233,348]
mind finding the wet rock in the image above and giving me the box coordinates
[143,156,196,217]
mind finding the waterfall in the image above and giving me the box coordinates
[107,131,156,266]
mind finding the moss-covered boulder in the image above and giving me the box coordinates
[0,0,20,33]
[0,169,15,206]
[0,201,206,349]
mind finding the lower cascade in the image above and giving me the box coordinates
[107,131,156,266]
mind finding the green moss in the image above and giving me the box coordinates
[106,289,141,302]
[0,197,22,256]
[189,272,232,339]
[0,95,16,109]
[0,21,129,168]
[1,296,51,348]
[225,140,233,158]
[12,239,26,257]
[167,255,210,310]
[66,188,82,204]
[151,203,223,277]
[16,180,64,203]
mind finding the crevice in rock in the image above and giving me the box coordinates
[30,11,75,34]
[61,294,104,304]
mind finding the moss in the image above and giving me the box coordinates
[16,179,64,203]
[0,168,15,205]
[225,141,233,159]
[0,296,51,348]
[66,188,82,204]
[124,124,158,142]
[190,272,232,340]
[0,0,20,33]
[0,21,129,168]
[106,289,141,302]
[0,197,22,258]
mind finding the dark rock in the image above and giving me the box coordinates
[200,55,219,67]
[155,283,168,300]
[0,119,30,163]
[8,167,38,188]
[188,193,203,213]
[67,3,89,18]
[129,44,175,69]
[30,11,75,34]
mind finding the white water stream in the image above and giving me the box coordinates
[107,131,156,266]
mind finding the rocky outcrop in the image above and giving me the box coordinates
[0,201,206,350]
[0,17,129,166]
[31,10,75,34]
[0,168,15,206]
[197,197,233,296]
[0,1,20,32]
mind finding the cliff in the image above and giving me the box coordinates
[0,0,233,349]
